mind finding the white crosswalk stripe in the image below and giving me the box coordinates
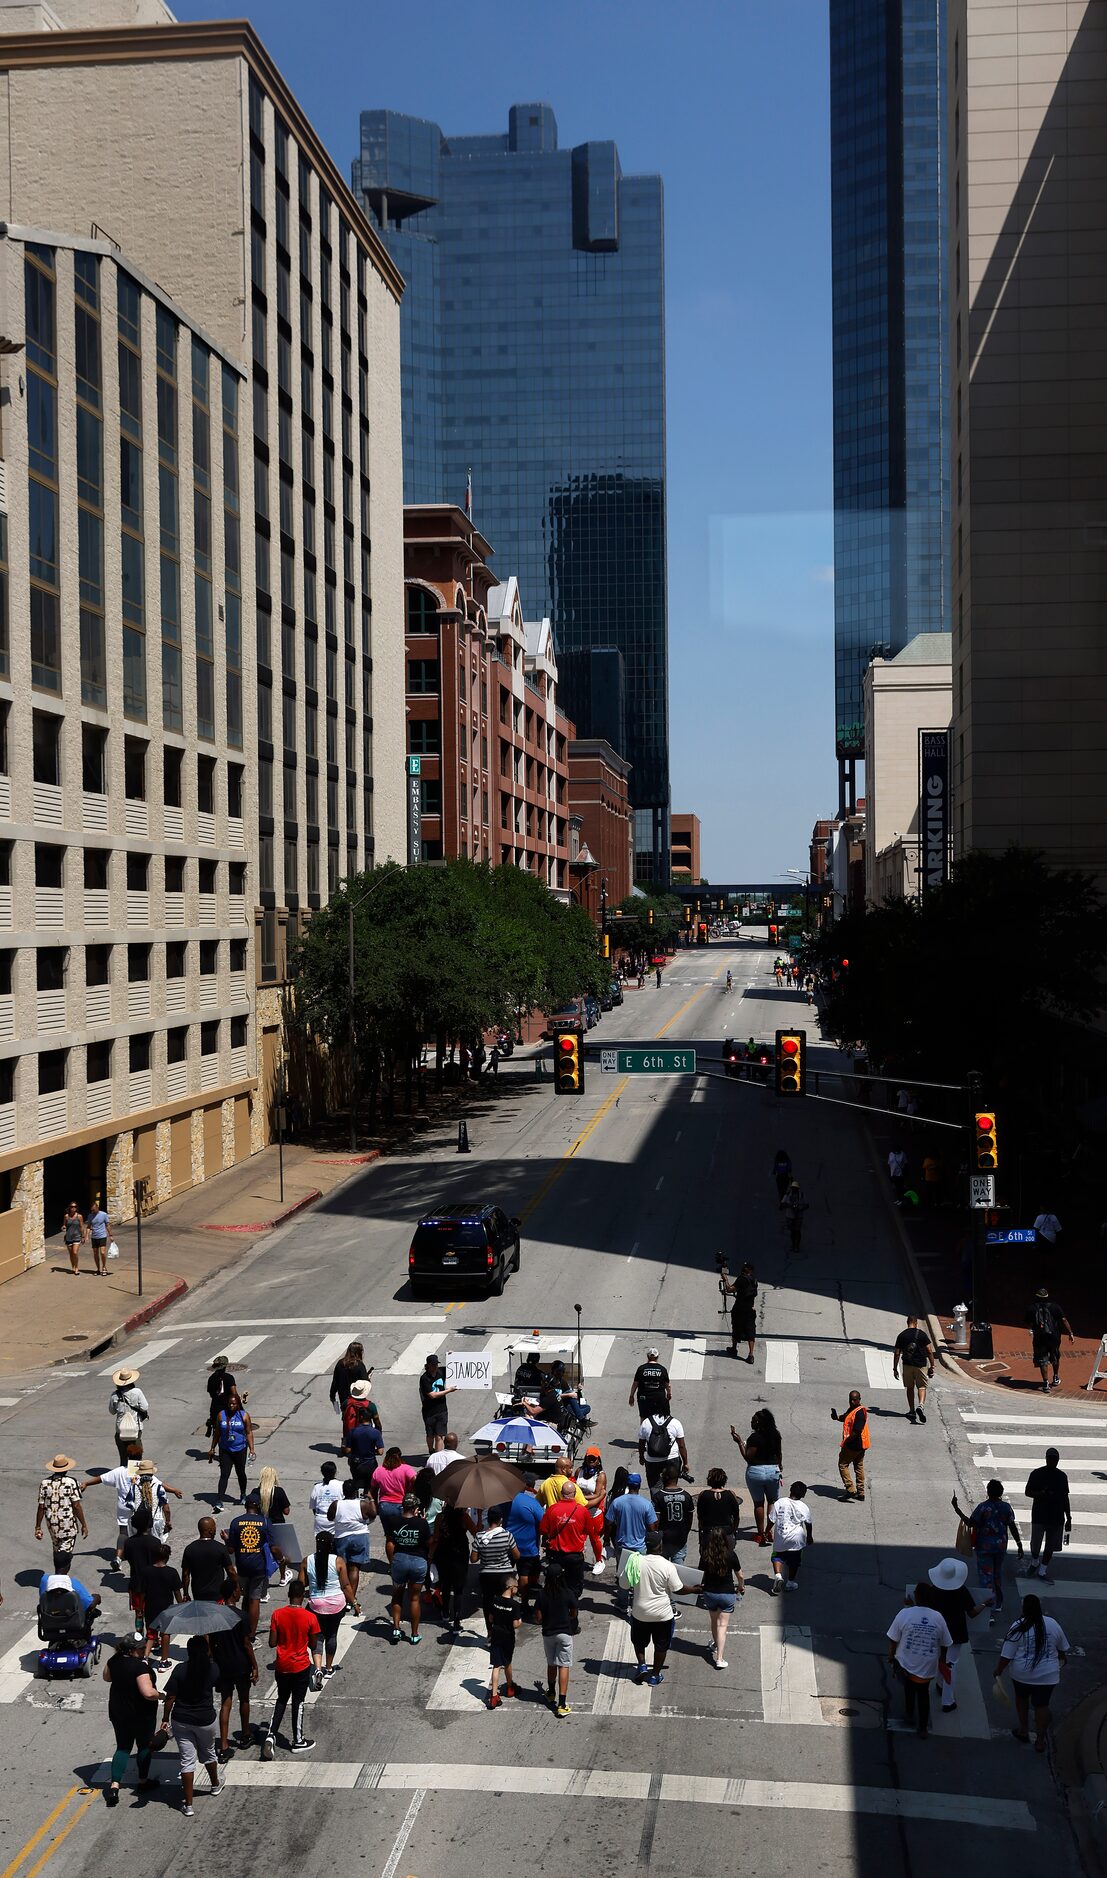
[959,1403,1107,1561]
[669,1336,706,1382]
[427,1634,493,1711]
[864,1347,899,1391]
[579,1334,615,1379]
[212,1335,269,1364]
[0,1625,43,1703]
[293,1333,358,1376]
[97,1337,180,1376]
[765,1341,800,1386]
[387,1333,448,1375]
[590,1618,652,1716]
[760,1623,826,1726]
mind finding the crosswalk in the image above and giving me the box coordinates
[959,1404,1107,1562]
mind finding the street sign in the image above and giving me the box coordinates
[984,1227,1036,1245]
[600,1048,696,1075]
[969,1175,996,1209]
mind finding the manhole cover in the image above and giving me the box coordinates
[839,1706,860,1717]
[64,1335,86,1342]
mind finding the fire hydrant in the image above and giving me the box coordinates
[951,1302,969,1351]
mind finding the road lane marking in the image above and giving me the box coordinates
[426,1636,488,1711]
[864,1348,900,1391]
[669,1336,706,1382]
[655,1176,664,1191]
[760,1624,827,1726]
[580,1335,615,1379]
[588,1620,651,1716]
[211,1335,269,1364]
[626,1240,640,1264]
[765,1341,800,1386]
[655,984,709,1038]
[293,1332,359,1376]
[961,1410,1107,1428]
[8,1790,96,1878]
[380,1788,427,1878]
[518,1078,627,1226]
[387,1333,448,1375]
[0,1626,48,1703]
[971,1451,1107,1469]
[0,1786,82,1878]
[176,1317,445,1327]
[965,1432,1107,1449]
[97,1337,180,1375]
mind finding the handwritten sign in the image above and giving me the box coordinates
[446,1350,492,1391]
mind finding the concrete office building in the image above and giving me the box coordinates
[862,634,952,901]
[670,813,702,885]
[0,0,406,1272]
[948,1,1107,882]
[353,104,670,885]
[830,0,950,809]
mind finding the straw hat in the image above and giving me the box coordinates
[928,1556,968,1591]
[136,1460,157,1477]
[112,1367,140,1387]
[349,1380,372,1401]
[47,1454,75,1473]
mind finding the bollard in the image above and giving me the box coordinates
[457,1119,471,1154]
[951,1302,969,1352]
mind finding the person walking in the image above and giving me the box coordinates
[102,1634,162,1806]
[87,1198,111,1276]
[697,1526,744,1670]
[922,1558,984,1715]
[628,1347,671,1416]
[181,1516,237,1605]
[389,1493,434,1645]
[371,1448,418,1560]
[781,1181,809,1250]
[486,1569,520,1707]
[84,1447,144,1563]
[301,1528,359,1676]
[539,1479,591,1601]
[211,1607,257,1762]
[341,1375,383,1449]
[208,1387,254,1508]
[652,1462,694,1564]
[331,1481,375,1602]
[1023,1448,1072,1581]
[471,1505,520,1629]
[623,1530,695,1687]
[892,1315,935,1424]
[505,1474,545,1614]
[328,1340,369,1417]
[772,1148,792,1203]
[605,1473,658,1610]
[309,1461,341,1539]
[435,1502,476,1635]
[205,1356,236,1440]
[886,1586,952,1738]
[121,1505,162,1642]
[344,1398,385,1492]
[575,1446,608,1574]
[722,1260,758,1363]
[637,1406,690,1491]
[109,1367,149,1462]
[768,1482,813,1595]
[1032,1208,1063,1252]
[260,1580,320,1758]
[140,1542,183,1671]
[535,1557,577,1717]
[35,1456,88,1571]
[257,1464,300,1584]
[952,1480,1023,1623]
[887,1146,907,1202]
[1028,1287,1074,1392]
[995,1592,1070,1752]
[225,1491,286,1641]
[732,1409,782,1540]
[419,1353,456,1454]
[831,1392,870,1502]
[133,1458,182,1539]
[61,1199,86,1276]
[162,1634,224,1814]
[696,1470,743,1546]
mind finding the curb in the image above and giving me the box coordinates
[199,1187,322,1233]
[1056,1685,1107,1874]
[316,1152,382,1166]
[53,1275,190,1368]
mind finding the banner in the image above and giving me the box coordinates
[445,1350,492,1391]
[918,730,949,893]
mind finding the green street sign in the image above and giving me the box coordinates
[600,1047,697,1075]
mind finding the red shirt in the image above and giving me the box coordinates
[269,1604,320,1673]
[539,1501,590,1555]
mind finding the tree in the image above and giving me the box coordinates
[614,888,683,954]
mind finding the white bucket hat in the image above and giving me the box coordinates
[928,1556,968,1591]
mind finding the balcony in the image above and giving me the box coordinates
[164,891,185,926]
[164,804,184,841]
[0,1102,14,1152]
[35,888,65,931]
[32,781,63,828]
[165,978,187,1013]
[85,983,111,1025]
[36,989,66,1033]
[129,1069,153,1111]
[227,894,247,926]
[81,792,109,833]
[228,815,245,850]
[0,994,12,1041]
[197,810,216,846]
[197,977,218,1008]
[228,969,247,1004]
[0,775,9,820]
[0,887,11,930]
[126,981,151,1020]
[126,891,150,927]
[84,889,110,929]
[85,1078,113,1126]
[124,800,148,838]
[165,1059,188,1101]
[229,1044,248,1081]
[199,1053,219,1091]
[197,895,217,928]
[38,1090,68,1139]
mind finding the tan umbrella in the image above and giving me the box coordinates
[435,1455,527,1509]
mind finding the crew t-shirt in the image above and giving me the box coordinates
[769,1497,811,1552]
[1001,1615,1070,1686]
[269,1605,320,1674]
[392,1515,431,1558]
[1025,1466,1070,1524]
[631,1361,670,1408]
[886,1606,953,1679]
[181,1537,233,1600]
[607,1492,657,1554]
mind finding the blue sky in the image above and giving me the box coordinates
[176,0,836,881]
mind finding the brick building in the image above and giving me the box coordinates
[567,739,632,925]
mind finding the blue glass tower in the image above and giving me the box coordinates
[353,105,670,881]
[829,0,949,803]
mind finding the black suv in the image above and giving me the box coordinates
[408,1203,521,1297]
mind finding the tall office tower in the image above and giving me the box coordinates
[949,2,1107,884]
[353,105,671,883]
[829,0,950,812]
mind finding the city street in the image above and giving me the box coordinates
[0,936,1095,1877]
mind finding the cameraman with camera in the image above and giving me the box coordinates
[719,1256,758,1363]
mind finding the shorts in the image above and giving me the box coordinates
[217,1672,251,1702]
[515,1554,540,1576]
[543,1632,573,1667]
[423,1409,449,1439]
[698,1590,736,1613]
[630,1617,672,1656]
[745,1463,781,1507]
[731,1307,756,1341]
[901,1364,929,1392]
[391,1551,427,1587]
[128,1592,145,1616]
[1012,1679,1056,1706]
[1033,1341,1061,1371]
[173,1718,217,1773]
[489,1633,515,1669]
[1031,1518,1064,1555]
[378,1503,404,1538]
[336,1532,370,1566]
[238,1572,268,1603]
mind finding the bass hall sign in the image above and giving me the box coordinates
[918,730,949,892]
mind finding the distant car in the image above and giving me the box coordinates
[599,986,614,1011]
[722,1037,740,1079]
[609,979,623,1007]
[543,1002,582,1040]
[408,1203,521,1297]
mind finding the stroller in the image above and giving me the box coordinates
[37,1583,100,1679]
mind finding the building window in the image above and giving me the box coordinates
[192,341,215,741]
[82,724,107,794]
[36,843,64,888]
[407,659,439,695]
[158,305,182,731]
[124,738,146,801]
[26,248,61,694]
[118,272,146,719]
[197,754,216,816]
[38,1049,67,1094]
[32,710,60,785]
[259,907,277,982]
[164,746,183,809]
[129,1033,151,1074]
[408,719,440,755]
[167,1025,188,1065]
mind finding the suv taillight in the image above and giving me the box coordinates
[408,1245,416,1267]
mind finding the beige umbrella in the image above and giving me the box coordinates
[435,1455,527,1509]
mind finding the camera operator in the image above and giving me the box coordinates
[720,1257,758,1364]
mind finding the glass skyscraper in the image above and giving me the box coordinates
[353,104,670,880]
[829,0,949,802]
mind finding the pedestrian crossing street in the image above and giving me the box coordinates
[959,1404,1107,1558]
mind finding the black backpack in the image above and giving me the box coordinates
[646,1414,672,1459]
[1033,1301,1055,1338]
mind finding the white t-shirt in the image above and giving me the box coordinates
[770,1498,811,1552]
[100,1463,138,1524]
[639,1415,684,1462]
[1001,1614,1070,1685]
[629,1553,683,1622]
[1033,1213,1061,1245]
[310,1480,339,1534]
[426,1449,462,1477]
[332,1495,369,1539]
[887,1606,952,1678]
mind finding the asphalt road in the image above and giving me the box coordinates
[0,935,1096,1878]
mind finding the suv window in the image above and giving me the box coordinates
[413,1221,486,1252]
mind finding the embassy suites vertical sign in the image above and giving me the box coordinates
[918,730,949,893]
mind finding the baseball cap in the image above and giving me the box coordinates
[646,1346,660,1359]
[627,1471,642,1487]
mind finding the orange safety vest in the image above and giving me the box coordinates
[840,1405,871,1451]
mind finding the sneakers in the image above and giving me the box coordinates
[591,1557,607,1576]
[410,1633,422,1646]
[907,1410,917,1424]
[502,1682,517,1698]
[555,1703,572,1718]
[647,1671,665,1686]
[785,1580,799,1592]
[208,1778,225,1796]
[771,1574,784,1596]
[181,1802,194,1817]
[260,1735,274,1761]
[290,1738,315,1754]
[323,1665,338,1679]
[488,1693,502,1709]
[633,1663,650,1682]
[390,1627,402,1644]
[916,1408,926,1424]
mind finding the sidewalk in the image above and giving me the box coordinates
[0,1141,380,1377]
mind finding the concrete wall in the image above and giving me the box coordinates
[863,656,951,902]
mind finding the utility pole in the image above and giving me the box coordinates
[348,896,356,1152]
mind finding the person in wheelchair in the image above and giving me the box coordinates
[540,1363,591,1434]
[38,1556,101,1640]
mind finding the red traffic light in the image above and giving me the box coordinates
[975,1112,993,1131]
[558,1035,575,1053]
[780,1036,799,1057]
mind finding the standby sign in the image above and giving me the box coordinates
[918,730,950,893]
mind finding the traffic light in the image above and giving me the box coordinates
[602,931,610,959]
[775,1029,807,1097]
[647,905,654,927]
[974,1110,998,1171]
[553,1028,585,1096]
[697,922,708,945]
[684,904,692,925]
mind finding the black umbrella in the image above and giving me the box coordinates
[150,1599,242,1636]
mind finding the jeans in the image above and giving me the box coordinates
[268,1667,310,1745]
[217,1450,248,1499]
[976,1546,1006,1610]
[109,1707,157,1783]
[898,1664,931,1731]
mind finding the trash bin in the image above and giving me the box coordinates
[969,1323,994,1360]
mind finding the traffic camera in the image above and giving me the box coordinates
[553,1028,585,1096]
[775,1029,807,1096]
[974,1110,998,1171]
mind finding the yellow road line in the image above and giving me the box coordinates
[22,1796,96,1878]
[655,981,710,1038]
[519,1076,628,1226]
[1,1790,81,1878]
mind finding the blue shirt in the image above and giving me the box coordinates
[607,1492,657,1554]
[88,1208,109,1239]
[505,1490,544,1558]
[347,1423,384,1467]
[39,1571,95,1614]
